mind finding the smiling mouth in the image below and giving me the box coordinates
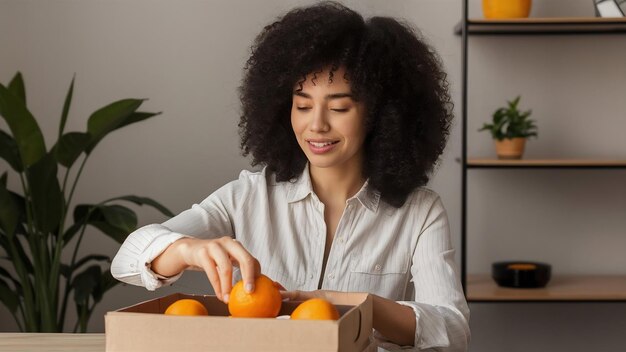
[308,141,339,148]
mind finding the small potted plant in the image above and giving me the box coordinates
[479,96,537,160]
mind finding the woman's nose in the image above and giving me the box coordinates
[309,108,330,132]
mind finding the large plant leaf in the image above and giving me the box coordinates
[73,254,110,272]
[0,83,46,168]
[0,129,23,172]
[65,203,101,244]
[0,173,20,238]
[72,204,92,223]
[0,236,10,261]
[99,205,137,231]
[105,195,174,217]
[8,190,26,232]
[62,222,83,247]
[93,270,119,303]
[85,99,144,153]
[115,111,161,131]
[0,235,34,275]
[72,265,101,305]
[60,263,71,278]
[0,277,19,313]
[1,230,32,300]
[53,132,90,168]
[25,153,64,234]
[98,205,137,242]
[8,72,26,104]
[14,237,34,275]
[87,221,129,244]
[72,204,137,244]
[58,75,75,138]
[0,266,22,292]
[60,255,110,278]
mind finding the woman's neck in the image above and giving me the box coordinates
[309,157,365,206]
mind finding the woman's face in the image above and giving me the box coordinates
[291,67,367,171]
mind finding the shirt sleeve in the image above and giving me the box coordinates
[371,195,471,351]
[110,173,249,290]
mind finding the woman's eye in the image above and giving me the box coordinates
[331,108,349,113]
[296,107,311,111]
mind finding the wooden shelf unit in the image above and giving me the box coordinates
[459,2,626,304]
[467,274,626,302]
[467,159,626,168]
[455,17,626,35]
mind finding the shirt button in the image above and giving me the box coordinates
[130,263,135,268]
[328,273,334,280]
[374,264,382,272]
[338,237,345,243]
[309,274,314,279]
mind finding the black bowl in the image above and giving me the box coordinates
[492,261,551,288]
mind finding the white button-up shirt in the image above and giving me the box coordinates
[111,165,470,351]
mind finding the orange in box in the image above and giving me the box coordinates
[105,292,373,352]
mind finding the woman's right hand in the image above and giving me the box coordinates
[152,236,262,303]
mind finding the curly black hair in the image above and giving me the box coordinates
[238,1,453,208]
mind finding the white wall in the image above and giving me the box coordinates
[1,0,625,351]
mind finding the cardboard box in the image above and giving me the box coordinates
[105,292,373,352]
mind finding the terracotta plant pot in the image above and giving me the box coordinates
[483,0,532,19]
[495,137,526,159]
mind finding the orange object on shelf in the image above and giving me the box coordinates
[483,0,532,19]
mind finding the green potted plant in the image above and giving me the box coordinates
[0,72,173,332]
[479,95,538,159]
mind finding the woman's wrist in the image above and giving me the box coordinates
[371,294,416,347]
[151,237,195,277]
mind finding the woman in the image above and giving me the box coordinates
[111,2,470,351]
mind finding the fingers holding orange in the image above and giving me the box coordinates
[208,242,235,302]
[228,274,282,318]
[219,236,262,294]
[198,255,223,301]
[179,236,262,304]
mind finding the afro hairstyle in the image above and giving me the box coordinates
[238,1,453,208]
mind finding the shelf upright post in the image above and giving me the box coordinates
[461,0,469,296]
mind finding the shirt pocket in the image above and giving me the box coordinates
[347,252,410,300]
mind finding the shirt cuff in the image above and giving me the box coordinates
[138,231,190,291]
[370,329,418,351]
[370,301,454,351]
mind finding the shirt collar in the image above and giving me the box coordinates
[354,180,381,213]
[286,163,380,213]
[286,163,314,204]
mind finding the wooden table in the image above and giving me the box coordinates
[0,333,378,351]
[0,333,105,352]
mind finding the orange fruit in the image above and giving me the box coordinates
[228,274,282,318]
[290,298,339,320]
[164,299,209,316]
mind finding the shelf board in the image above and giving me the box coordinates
[454,17,626,35]
[466,158,626,169]
[467,274,626,302]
